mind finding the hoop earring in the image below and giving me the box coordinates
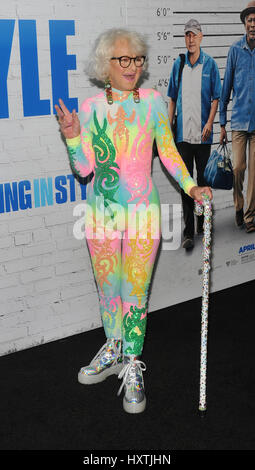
[133,87,140,103]
[105,78,113,105]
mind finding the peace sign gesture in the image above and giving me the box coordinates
[55,99,80,140]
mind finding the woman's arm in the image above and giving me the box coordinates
[168,98,176,131]
[55,98,94,178]
[154,92,212,201]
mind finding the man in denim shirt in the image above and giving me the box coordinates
[220,1,255,233]
[168,19,221,250]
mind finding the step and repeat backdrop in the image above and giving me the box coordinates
[0,0,254,355]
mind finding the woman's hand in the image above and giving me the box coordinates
[189,185,213,202]
[55,98,80,139]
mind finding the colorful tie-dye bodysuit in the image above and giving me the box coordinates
[66,88,195,356]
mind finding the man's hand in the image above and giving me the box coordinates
[202,121,213,142]
[219,126,228,145]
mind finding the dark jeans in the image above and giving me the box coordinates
[176,142,211,238]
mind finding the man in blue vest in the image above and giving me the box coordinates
[220,1,255,233]
[168,19,221,250]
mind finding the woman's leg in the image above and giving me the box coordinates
[121,207,161,356]
[87,234,123,340]
[78,217,124,384]
[117,205,161,412]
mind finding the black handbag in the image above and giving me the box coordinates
[204,143,233,190]
[172,54,185,140]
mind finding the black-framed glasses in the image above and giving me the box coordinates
[111,56,146,68]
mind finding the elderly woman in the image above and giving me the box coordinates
[55,28,212,414]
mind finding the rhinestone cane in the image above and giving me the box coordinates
[194,194,212,415]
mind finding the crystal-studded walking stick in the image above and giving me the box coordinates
[194,193,212,415]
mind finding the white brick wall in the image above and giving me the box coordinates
[0,0,251,356]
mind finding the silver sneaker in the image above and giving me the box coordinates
[118,356,146,413]
[78,338,123,385]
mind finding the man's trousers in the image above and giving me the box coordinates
[176,142,211,238]
[232,130,255,224]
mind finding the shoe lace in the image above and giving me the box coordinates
[117,358,146,396]
[90,339,121,366]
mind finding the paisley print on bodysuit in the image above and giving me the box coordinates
[123,305,147,356]
[92,111,120,214]
[124,215,154,306]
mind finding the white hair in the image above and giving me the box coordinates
[86,28,148,82]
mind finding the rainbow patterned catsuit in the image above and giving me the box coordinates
[66,88,195,357]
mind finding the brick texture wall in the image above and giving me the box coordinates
[0,0,249,355]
